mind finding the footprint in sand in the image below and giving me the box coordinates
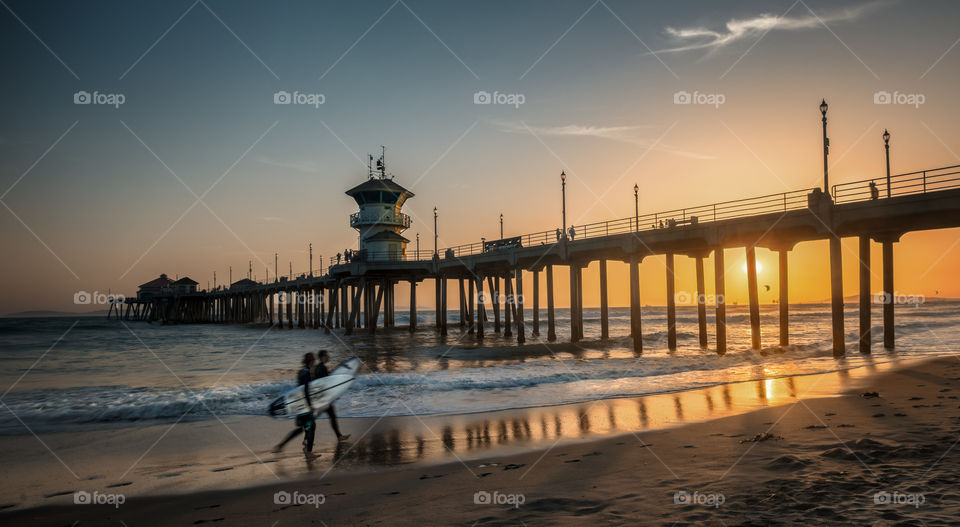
[157,473,181,479]
[0,504,17,511]
[106,482,132,488]
[564,459,581,463]
[211,467,234,473]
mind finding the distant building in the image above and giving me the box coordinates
[230,278,259,290]
[137,273,174,300]
[345,153,413,261]
[172,277,198,295]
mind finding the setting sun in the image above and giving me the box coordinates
[742,260,764,274]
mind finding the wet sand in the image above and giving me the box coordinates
[3,356,959,525]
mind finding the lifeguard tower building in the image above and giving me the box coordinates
[345,149,413,261]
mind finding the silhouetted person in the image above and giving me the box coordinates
[314,350,350,442]
[336,252,342,264]
[659,220,664,229]
[568,226,575,240]
[275,353,318,455]
[869,181,879,200]
[555,228,561,241]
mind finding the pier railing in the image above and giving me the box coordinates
[441,188,814,258]
[349,211,412,228]
[831,164,960,204]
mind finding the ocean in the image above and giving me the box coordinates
[1,301,957,435]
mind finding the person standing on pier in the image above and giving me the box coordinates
[274,353,319,456]
[314,350,350,443]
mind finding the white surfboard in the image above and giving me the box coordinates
[268,357,362,417]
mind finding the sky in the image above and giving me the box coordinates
[2,0,960,313]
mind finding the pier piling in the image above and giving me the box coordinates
[779,249,789,346]
[714,248,727,355]
[516,267,525,344]
[409,280,417,331]
[666,253,677,350]
[695,256,707,347]
[746,246,760,350]
[532,270,540,336]
[859,236,871,353]
[829,235,845,357]
[629,255,642,353]
[882,239,895,349]
[599,258,609,340]
[546,265,556,342]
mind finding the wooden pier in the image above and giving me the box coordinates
[119,163,960,358]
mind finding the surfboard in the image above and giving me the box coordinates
[268,357,362,418]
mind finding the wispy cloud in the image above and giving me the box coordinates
[654,1,890,54]
[494,120,714,160]
[255,156,320,174]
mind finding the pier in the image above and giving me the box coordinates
[116,161,960,358]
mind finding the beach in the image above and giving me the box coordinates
[4,355,958,525]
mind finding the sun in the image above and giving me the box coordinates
[742,261,764,274]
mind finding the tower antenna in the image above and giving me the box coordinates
[376,145,387,178]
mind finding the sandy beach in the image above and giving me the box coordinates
[3,355,957,525]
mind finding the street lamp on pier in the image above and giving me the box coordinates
[433,207,438,257]
[500,213,504,240]
[561,170,567,237]
[883,129,891,198]
[633,183,639,232]
[820,99,830,195]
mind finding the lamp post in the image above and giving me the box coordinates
[229,266,232,285]
[820,99,829,195]
[433,207,438,256]
[274,253,278,283]
[309,243,313,276]
[633,183,639,232]
[500,213,504,240]
[561,170,567,237]
[416,232,420,258]
[883,129,891,198]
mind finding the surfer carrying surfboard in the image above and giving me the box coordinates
[315,350,350,443]
[273,352,319,455]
